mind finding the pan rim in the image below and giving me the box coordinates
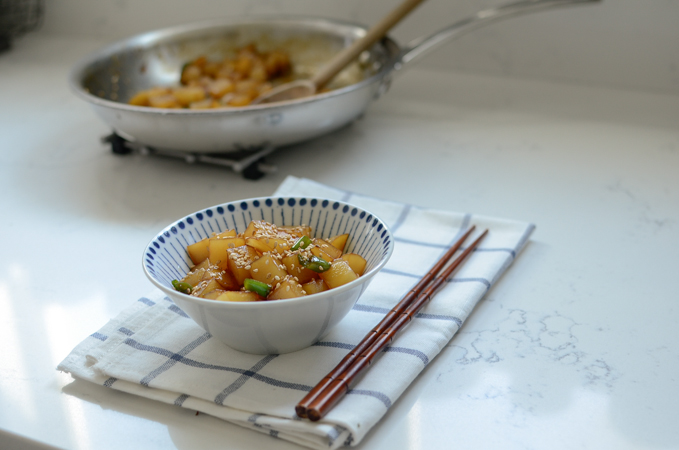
[69,15,401,114]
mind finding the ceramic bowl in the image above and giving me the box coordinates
[142,196,393,354]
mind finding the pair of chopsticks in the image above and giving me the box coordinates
[296,225,489,421]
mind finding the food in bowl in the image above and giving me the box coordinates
[173,219,367,301]
[128,43,295,108]
[142,197,393,353]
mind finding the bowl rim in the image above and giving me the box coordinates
[142,196,394,309]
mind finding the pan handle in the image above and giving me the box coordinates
[395,0,601,70]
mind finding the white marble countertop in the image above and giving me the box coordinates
[1,33,678,450]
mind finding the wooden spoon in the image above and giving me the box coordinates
[253,0,426,104]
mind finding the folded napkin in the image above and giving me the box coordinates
[58,176,535,449]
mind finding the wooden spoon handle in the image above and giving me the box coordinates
[311,0,426,90]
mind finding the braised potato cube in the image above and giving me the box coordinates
[268,276,307,300]
[192,278,222,297]
[329,234,349,252]
[208,237,246,270]
[202,289,227,300]
[302,278,328,296]
[181,259,239,292]
[189,76,213,89]
[205,265,239,291]
[173,86,206,107]
[311,238,342,261]
[226,245,259,285]
[211,290,262,302]
[131,86,171,106]
[319,259,358,289]
[245,237,274,254]
[213,229,237,238]
[187,238,210,265]
[128,91,151,106]
[147,87,172,96]
[216,63,235,80]
[309,246,331,262]
[278,225,311,238]
[249,62,268,82]
[202,61,220,77]
[189,99,219,109]
[243,220,265,238]
[193,259,212,271]
[234,56,253,76]
[249,253,288,285]
[282,252,318,284]
[268,237,291,255]
[182,259,210,286]
[148,94,179,108]
[180,64,202,84]
[242,221,292,254]
[207,78,234,99]
[341,253,367,276]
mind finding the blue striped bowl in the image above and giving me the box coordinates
[143,197,393,354]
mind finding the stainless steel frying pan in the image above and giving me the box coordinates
[70,0,599,154]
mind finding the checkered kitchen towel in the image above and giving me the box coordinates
[58,176,535,449]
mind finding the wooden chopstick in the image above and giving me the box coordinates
[303,229,488,421]
[294,225,476,419]
[296,226,488,421]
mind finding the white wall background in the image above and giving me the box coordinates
[39,0,679,95]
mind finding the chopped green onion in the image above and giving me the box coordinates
[244,278,272,297]
[291,235,312,251]
[298,254,331,273]
[172,279,192,294]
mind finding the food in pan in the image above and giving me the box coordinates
[172,220,367,301]
[128,43,293,108]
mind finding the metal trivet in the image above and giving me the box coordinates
[103,133,278,180]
